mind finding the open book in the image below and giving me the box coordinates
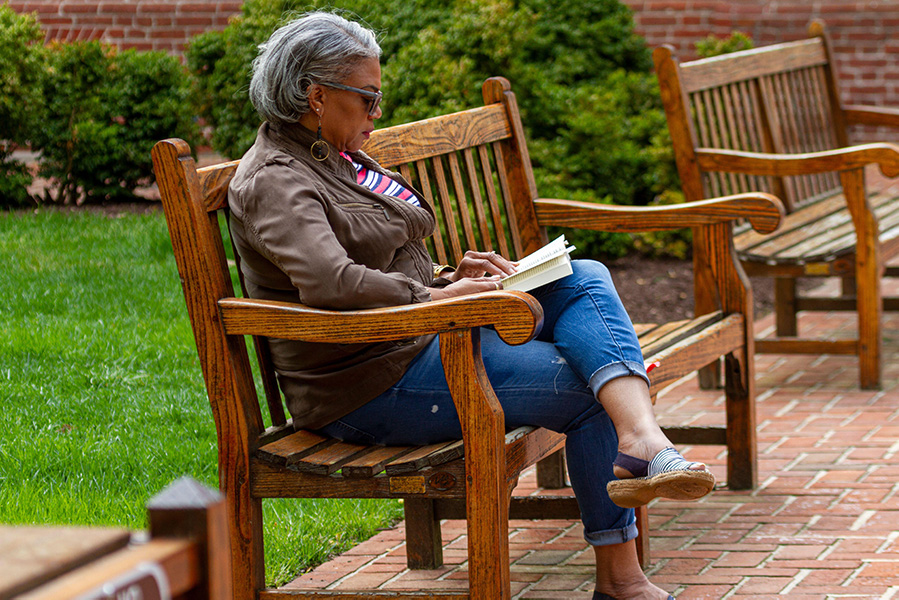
[501,235,576,292]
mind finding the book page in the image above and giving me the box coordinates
[501,235,575,292]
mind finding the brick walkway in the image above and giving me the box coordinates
[286,277,899,599]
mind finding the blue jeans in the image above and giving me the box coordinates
[319,260,648,546]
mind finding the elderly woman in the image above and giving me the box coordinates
[228,11,713,600]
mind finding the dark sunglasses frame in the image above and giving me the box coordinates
[320,82,382,116]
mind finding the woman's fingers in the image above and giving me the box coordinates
[461,250,517,277]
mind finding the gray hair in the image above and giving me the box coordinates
[249,11,381,124]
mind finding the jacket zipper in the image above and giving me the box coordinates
[341,202,390,221]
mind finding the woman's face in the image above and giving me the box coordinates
[319,57,382,153]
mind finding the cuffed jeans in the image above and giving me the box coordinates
[319,260,648,546]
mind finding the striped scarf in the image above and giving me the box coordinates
[341,152,420,207]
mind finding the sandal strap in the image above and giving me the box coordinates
[648,447,701,477]
[613,447,703,479]
[612,452,650,478]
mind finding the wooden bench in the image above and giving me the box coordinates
[1,478,229,600]
[151,75,782,599]
[654,21,899,390]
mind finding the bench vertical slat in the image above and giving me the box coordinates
[462,147,492,252]
[414,159,448,265]
[479,144,512,259]
[489,141,524,260]
[431,154,465,262]
[446,152,478,252]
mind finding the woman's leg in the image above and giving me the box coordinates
[319,330,629,536]
[531,260,711,495]
[319,329,671,597]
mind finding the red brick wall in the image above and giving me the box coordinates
[8,0,899,113]
[7,0,242,53]
[622,0,899,111]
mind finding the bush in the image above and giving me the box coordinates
[0,5,45,207]
[187,0,680,257]
[695,31,754,58]
[30,42,199,205]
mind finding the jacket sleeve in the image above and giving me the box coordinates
[232,158,431,310]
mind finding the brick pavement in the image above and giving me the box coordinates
[286,277,899,598]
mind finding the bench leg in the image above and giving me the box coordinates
[697,359,722,390]
[404,498,444,569]
[843,167,883,390]
[856,257,883,390]
[536,449,567,489]
[724,351,757,490]
[635,505,650,569]
[775,278,798,337]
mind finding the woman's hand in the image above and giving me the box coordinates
[429,250,518,301]
[447,250,517,282]
[429,276,505,301]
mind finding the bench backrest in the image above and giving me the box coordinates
[654,21,845,213]
[151,76,545,445]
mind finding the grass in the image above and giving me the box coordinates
[0,207,403,586]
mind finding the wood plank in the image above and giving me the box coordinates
[250,461,464,499]
[198,160,240,212]
[662,425,727,445]
[364,103,510,168]
[504,427,566,483]
[432,155,465,262]
[679,38,827,93]
[478,144,512,258]
[385,442,462,475]
[415,159,448,265]
[19,539,199,600]
[341,445,416,478]
[256,430,334,467]
[261,590,469,599]
[755,338,857,354]
[463,147,493,252]
[0,526,131,599]
[639,312,725,358]
[734,191,844,255]
[292,442,377,476]
[646,314,745,393]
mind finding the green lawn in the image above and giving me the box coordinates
[0,207,402,586]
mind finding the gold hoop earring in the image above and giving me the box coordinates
[310,114,330,161]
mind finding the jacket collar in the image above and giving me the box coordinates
[265,121,355,177]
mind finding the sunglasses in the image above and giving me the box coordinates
[320,82,383,116]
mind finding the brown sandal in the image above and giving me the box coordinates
[606,447,715,508]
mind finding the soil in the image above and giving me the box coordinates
[604,253,794,324]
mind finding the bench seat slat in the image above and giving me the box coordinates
[736,189,899,264]
[256,430,334,466]
[384,441,462,475]
[292,442,376,476]
[787,197,899,260]
[341,446,416,478]
[638,312,725,359]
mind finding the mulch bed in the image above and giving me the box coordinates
[604,253,808,324]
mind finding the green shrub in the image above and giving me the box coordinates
[695,31,754,58]
[0,5,45,207]
[187,0,680,258]
[30,41,199,205]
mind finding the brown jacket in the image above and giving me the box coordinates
[228,122,438,430]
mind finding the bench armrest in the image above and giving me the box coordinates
[695,143,899,179]
[844,105,899,129]
[218,290,543,346]
[534,193,783,235]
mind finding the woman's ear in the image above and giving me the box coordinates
[307,84,326,116]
